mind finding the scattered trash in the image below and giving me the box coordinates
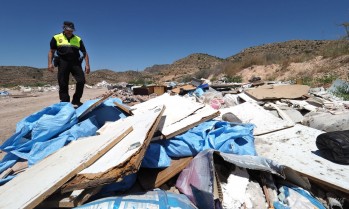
[0,78,349,209]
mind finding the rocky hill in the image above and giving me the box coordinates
[1,40,348,87]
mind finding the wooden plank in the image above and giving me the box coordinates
[78,91,113,119]
[255,124,349,194]
[133,93,204,129]
[0,168,12,179]
[237,92,258,103]
[114,102,134,116]
[171,84,196,94]
[61,105,164,193]
[11,161,28,172]
[160,105,220,139]
[138,157,193,190]
[219,102,293,135]
[0,124,132,209]
[244,84,310,100]
[265,103,295,126]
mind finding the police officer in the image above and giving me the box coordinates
[48,21,90,107]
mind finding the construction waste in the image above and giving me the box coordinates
[0,78,349,209]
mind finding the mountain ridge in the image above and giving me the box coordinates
[1,39,348,87]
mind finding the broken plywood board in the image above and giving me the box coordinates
[159,105,220,139]
[287,99,319,112]
[237,92,258,103]
[255,124,349,193]
[132,93,205,131]
[78,91,113,119]
[62,105,164,193]
[114,102,134,115]
[138,157,193,190]
[0,125,132,209]
[171,84,196,94]
[218,102,293,135]
[244,85,310,100]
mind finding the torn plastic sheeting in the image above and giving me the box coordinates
[0,91,9,96]
[141,142,171,168]
[0,102,78,152]
[176,149,284,209]
[26,116,99,166]
[219,152,285,177]
[76,98,127,128]
[0,175,14,186]
[0,98,126,185]
[274,185,326,209]
[160,120,256,158]
[75,190,197,209]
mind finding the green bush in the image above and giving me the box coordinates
[333,85,349,101]
[226,75,243,83]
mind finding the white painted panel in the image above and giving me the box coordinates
[0,124,132,209]
[255,124,349,193]
[219,102,293,135]
[132,93,204,128]
[80,105,164,174]
[161,105,219,139]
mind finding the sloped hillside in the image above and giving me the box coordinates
[227,40,332,62]
[0,66,56,87]
[145,53,224,82]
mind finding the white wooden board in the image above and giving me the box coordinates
[0,124,132,209]
[255,124,349,193]
[218,102,293,135]
[132,93,204,129]
[80,105,164,174]
[237,92,258,103]
[160,105,220,139]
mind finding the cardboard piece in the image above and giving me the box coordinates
[244,85,310,100]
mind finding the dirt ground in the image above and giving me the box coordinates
[0,88,108,145]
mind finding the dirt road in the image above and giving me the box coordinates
[0,88,108,144]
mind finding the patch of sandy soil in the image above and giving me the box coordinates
[0,88,108,145]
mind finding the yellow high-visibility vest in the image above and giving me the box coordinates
[53,33,81,48]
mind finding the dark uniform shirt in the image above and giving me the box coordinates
[50,32,87,62]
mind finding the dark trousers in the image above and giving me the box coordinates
[57,59,85,103]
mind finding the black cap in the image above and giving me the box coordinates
[63,21,75,31]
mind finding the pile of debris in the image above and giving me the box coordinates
[0,78,348,209]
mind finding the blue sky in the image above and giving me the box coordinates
[0,0,348,72]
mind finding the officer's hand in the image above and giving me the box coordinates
[85,65,90,74]
[48,64,54,73]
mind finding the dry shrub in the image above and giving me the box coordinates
[321,40,349,58]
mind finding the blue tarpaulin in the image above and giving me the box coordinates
[0,98,127,185]
[1,102,78,152]
[161,120,256,157]
[142,120,256,168]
